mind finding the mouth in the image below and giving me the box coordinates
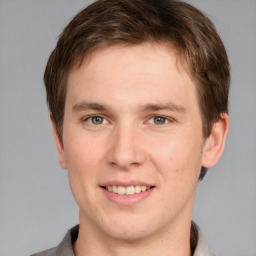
[101,185,154,195]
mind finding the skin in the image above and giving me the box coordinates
[51,43,229,256]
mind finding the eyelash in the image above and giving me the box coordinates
[82,114,109,125]
[82,114,173,126]
[147,115,172,126]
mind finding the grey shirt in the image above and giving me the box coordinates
[31,222,214,256]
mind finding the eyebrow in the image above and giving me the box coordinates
[72,102,111,112]
[139,102,186,113]
[72,101,186,114]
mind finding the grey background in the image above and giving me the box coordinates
[0,0,255,255]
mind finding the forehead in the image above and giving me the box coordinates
[66,43,198,112]
[71,42,190,80]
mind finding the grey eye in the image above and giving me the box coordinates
[91,116,104,125]
[153,116,167,125]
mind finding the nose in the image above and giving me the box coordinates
[106,123,146,169]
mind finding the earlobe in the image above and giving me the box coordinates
[201,113,229,168]
[50,114,67,169]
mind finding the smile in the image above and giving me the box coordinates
[105,185,152,195]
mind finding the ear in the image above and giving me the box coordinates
[50,114,67,169]
[201,113,229,168]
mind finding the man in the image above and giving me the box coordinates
[33,0,230,255]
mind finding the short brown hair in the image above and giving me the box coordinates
[44,0,230,178]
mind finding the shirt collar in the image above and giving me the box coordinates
[191,221,214,256]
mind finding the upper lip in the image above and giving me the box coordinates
[100,180,155,187]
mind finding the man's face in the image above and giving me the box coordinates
[54,43,213,241]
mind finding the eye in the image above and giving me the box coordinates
[148,115,169,125]
[85,115,107,125]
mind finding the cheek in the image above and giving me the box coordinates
[64,134,103,170]
[63,136,101,190]
[149,134,203,180]
[64,138,103,212]
[150,135,202,212]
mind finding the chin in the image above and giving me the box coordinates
[99,214,160,242]
[104,226,153,242]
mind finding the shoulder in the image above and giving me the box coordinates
[30,247,57,256]
[30,225,79,256]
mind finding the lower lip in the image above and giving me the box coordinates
[101,187,155,206]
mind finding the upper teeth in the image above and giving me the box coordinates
[106,185,150,195]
